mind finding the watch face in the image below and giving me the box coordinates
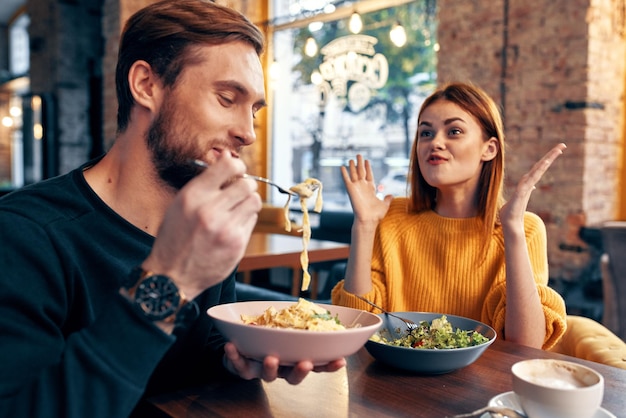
[134,275,181,321]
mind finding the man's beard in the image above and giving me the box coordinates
[146,99,202,191]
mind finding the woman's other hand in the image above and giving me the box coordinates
[500,143,566,228]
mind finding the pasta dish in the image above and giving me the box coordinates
[282,178,323,292]
[241,298,345,331]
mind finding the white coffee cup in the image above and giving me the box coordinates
[511,359,604,418]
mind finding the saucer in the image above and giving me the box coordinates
[485,391,616,418]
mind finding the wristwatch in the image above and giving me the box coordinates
[122,266,188,323]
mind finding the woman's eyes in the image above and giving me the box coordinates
[418,127,462,138]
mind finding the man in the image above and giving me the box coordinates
[0,1,344,416]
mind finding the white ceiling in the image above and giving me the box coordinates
[0,0,26,25]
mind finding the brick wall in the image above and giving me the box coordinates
[438,0,625,280]
[102,0,153,150]
[27,0,103,174]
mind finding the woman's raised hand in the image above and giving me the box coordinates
[500,143,566,227]
[341,154,393,223]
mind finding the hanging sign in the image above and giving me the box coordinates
[317,34,389,112]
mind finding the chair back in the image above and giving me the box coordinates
[549,315,626,369]
[601,221,626,341]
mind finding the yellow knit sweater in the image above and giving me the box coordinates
[331,198,567,350]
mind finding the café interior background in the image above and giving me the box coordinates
[1,0,625,314]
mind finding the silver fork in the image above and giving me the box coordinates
[191,159,297,197]
[354,294,418,331]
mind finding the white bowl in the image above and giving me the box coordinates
[364,312,496,374]
[207,300,382,366]
[512,359,604,418]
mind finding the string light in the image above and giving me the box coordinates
[390,21,407,47]
[302,14,412,56]
[348,12,362,34]
[1,116,13,128]
[308,21,324,32]
[269,60,280,80]
[9,106,21,118]
[305,36,318,56]
[311,70,323,85]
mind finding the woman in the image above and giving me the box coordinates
[331,82,567,349]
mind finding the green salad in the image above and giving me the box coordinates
[370,315,489,349]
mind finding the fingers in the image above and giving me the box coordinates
[535,143,566,172]
[187,152,261,221]
[340,165,350,184]
[223,342,259,380]
[262,357,315,384]
[345,154,368,181]
[522,143,566,191]
[501,143,566,226]
[342,155,376,190]
[224,344,344,385]
[190,151,247,191]
[346,156,358,181]
[364,159,373,182]
[280,358,346,384]
[355,154,366,179]
[280,361,314,385]
[313,358,347,373]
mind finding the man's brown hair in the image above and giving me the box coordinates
[115,0,265,133]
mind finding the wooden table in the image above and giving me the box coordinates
[238,233,350,298]
[147,338,626,417]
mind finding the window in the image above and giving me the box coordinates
[0,13,31,190]
[9,14,30,77]
[268,0,438,211]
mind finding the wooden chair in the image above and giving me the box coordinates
[253,204,300,236]
[599,221,626,341]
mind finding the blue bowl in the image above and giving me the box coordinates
[364,312,497,374]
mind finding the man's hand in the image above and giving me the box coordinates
[223,342,346,385]
[144,152,262,300]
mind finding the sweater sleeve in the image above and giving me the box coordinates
[482,212,567,350]
[0,213,175,418]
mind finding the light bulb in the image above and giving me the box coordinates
[311,70,323,85]
[31,95,42,110]
[305,37,318,57]
[2,116,13,127]
[34,123,43,140]
[349,12,362,34]
[269,60,280,80]
[308,21,323,32]
[9,106,22,117]
[390,22,407,47]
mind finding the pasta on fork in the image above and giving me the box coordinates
[282,179,323,291]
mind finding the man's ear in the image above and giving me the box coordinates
[481,137,499,162]
[128,60,162,113]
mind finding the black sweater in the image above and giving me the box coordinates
[0,162,235,417]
